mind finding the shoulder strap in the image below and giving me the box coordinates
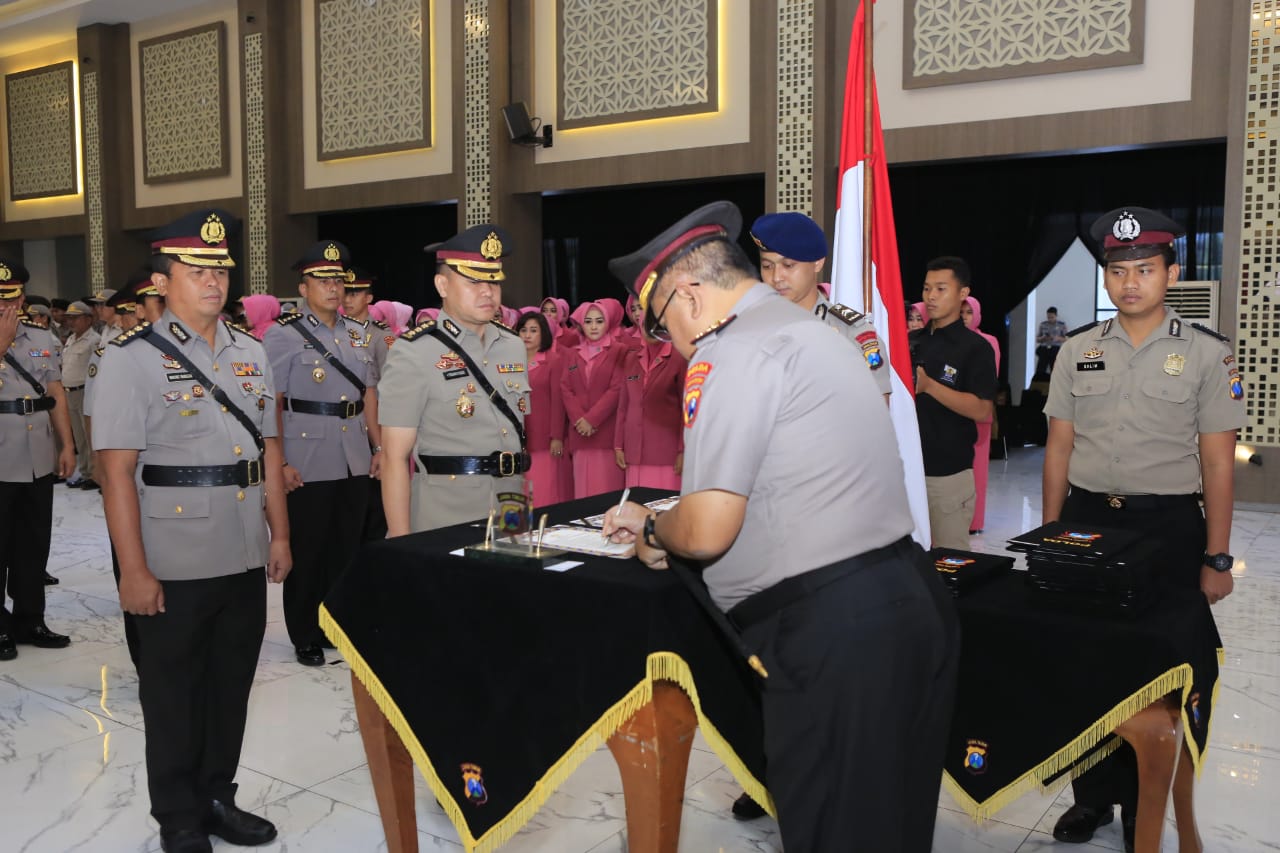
[290,320,367,397]
[3,351,47,397]
[423,325,526,448]
[138,327,265,454]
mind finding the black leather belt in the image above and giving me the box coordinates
[0,397,55,415]
[1069,486,1199,511]
[728,535,916,632]
[418,451,531,477]
[284,397,363,419]
[142,458,265,488]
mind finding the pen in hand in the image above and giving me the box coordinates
[605,487,631,540]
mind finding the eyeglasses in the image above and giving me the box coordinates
[645,281,697,342]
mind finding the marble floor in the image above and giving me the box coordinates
[2,447,1278,852]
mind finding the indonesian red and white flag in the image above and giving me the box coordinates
[830,0,931,546]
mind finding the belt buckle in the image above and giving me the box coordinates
[497,451,517,477]
[243,458,263,487]
[342,400,358,419]
[1106,494,1126,509]
[21,396,34,416]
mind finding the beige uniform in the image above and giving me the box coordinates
[377,312,529,531]
[1044,309,1246,494]
[813,295,892,396]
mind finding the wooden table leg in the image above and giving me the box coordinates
[1114,701,1182,853]
[1170,740,1203,853]
[352,673,419,853]
[606,681,698,853]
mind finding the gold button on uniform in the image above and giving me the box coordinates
[341,425,347,432]
[233,445,243,456]
[175,506,183,514]
[236,491,245,501]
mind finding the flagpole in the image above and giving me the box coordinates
[861,0,875,312]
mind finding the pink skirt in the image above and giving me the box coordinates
[529,449,570,508]
[625,463,681,491]
[572,448,625,499]
[971,422,992,531]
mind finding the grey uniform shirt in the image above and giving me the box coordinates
[82,343,107,418]
[92,311,278,581]
[1044,308,1247,495]
[814,294,892,396]
[351,317,393,374]
[681,284,915,611]
[61,330,95,387]
[378,312,529,532]
[0,321,61,482]
[263,311,377,483]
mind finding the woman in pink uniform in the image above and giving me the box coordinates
[541,297,580,349]
[561,301,627,497]
[962,296,1001,534]
[613,334,686,490]
[242,294,281,340]
[615,294,645,350]
[517,311,569,507]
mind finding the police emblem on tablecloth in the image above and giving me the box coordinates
[684,362,712,428]
[1188,692,1201,728]
[963,739,988,775]
[460,763,488,805]
[1163,354,1185,376]
[199,213,226,245]
[1112,211,1141,242]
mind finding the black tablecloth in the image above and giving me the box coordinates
[941,570,1222,819]
[320,489,766,852]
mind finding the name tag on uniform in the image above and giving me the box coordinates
[1076,361,1105,371]
[443,368,468,381]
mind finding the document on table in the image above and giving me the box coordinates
[536,525,636,559]
[576,495,681,528]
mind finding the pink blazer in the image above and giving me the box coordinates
[525,350,567,449]
[613,343,687,464]
[560,343,628,453]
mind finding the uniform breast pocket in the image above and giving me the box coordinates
[284,418,326,441]
[142,488,212,520]
[1070,376,1113,430]
[175,400,218,439]
[1138,377,1194,436]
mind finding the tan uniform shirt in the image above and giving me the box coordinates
[814,294,892,396]
[1044,308,1246,495]
[0,321,61,482]
[681,284,915,611]
[92,312,278,581]
[377,312,530,532]
[61,330,95,387]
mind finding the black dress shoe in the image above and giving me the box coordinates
[14,623,71,649]
[0,633,16,661]
[295,644,324,666]
[730,791,767,820]
[1052,803,1114,843]
[159,828,212,853]
[44,572,59,586]
[205,799,277,846]
[319,639,336,650]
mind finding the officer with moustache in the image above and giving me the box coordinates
[379,225,530,534]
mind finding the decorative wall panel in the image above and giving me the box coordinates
[82,70,105,289]
[5,61,77,201]
[775,0,813,216]
[1237,1,1280,446]
[904,0,1145,89]
[557,0,717,130]
[244,32,267,295]
[315,0,430,160]
[139,23,230,183]
[464,0,491,225]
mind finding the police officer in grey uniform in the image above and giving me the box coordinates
[341,267,392,541]
[0,259,76,661]
[750,212,892,398]
[95,209,290,853]
[264,241,380,667]
[1045,207,1245,851]
[603,202,957,853]
[379,225,530,535]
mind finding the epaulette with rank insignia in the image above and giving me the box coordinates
[19,318,43,330]
[826,303,865,326]
[93,345,105,357]
[370,318,389,330]
[276,312,303,326]
[109,321,153,347]
[1066,321,1100,338]
[691,314,738,345]
[224,319,249,338]
[490,318,516,335]
[1190,322,1230,343]
[399,320,435,342]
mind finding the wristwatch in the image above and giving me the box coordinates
[643,512,662,549]
[1203,552,1234,573]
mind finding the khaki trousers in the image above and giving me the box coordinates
[66,386,92,480]
[926,469,975,550]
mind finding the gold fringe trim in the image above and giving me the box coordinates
[319,608,770,852]
[943,664,1197,822]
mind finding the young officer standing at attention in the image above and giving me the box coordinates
[1045,207,1244,851]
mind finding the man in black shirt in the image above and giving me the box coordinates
[909,256,998,549]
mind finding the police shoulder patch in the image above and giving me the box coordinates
[276,312,303,326]
[109,321,153,347]
[400,320,436,342]
[826,303,865,326]
[1066,320,1100,338]
[1190,322,1230,343]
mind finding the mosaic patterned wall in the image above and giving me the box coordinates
[775,0,813,217]
[315,0,430,160]
[244,32,268,295]
[557,0,717,130]
[82,70,105,290]
[1238,2,1280,446]
[5,61,77,200]
[464,0,491,226]
[139,23,229,183]
[906,0,1144,88]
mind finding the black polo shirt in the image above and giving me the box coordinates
[909,318,998,477]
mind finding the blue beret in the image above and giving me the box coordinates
[749,213,827,262]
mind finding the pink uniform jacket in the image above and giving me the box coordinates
[560,343,628,454]
[614,342,686,466]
